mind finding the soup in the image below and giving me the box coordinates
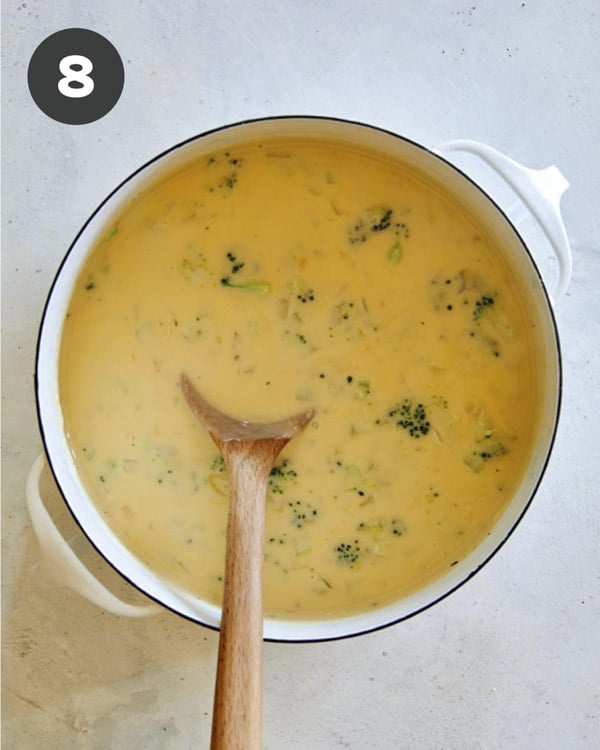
[59,136,544,619]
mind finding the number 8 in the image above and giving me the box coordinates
[58,54,94,98]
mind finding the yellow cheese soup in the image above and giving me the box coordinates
[59,137,544,619]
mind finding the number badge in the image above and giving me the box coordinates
[28,28,124,125]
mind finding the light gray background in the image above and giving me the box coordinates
[2,1,599,748]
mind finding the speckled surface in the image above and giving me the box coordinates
[2,2,599,748]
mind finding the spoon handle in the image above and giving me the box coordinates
[210,443,273,750]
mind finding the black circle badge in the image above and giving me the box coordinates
[28,28,124,125]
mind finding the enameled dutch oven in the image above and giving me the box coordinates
[29,116,571,642]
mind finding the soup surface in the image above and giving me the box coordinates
[59,135,543,619]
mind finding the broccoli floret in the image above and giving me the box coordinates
[268,535,287,545]
[333,300,355,322]
[336,540,361,564]
[225,251,245,274]
[357,518,407,540]
[465,436,507,473]
[288,500,318,528]
[464,417,509,473]
[268,460,298,494]
[387,400,431,438]
[180,248,208,280]
[219,172,238,189]
[210,455,226,473]
[473,295,495,321]
[369,207,393,232]
[220,251,270,292]
[206,152,243,192]
[471,293,514,349]
[295,287,316,303]
[348,207,410,245]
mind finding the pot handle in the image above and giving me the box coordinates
[26,454,160,618]
[438,140,572,302]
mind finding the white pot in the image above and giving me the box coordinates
[30,116,571,642]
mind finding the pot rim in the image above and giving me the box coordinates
[35,114,563,642]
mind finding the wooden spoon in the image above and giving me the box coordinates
[180,374,314,750]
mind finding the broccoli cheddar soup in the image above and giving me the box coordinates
[59,137,544,619]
